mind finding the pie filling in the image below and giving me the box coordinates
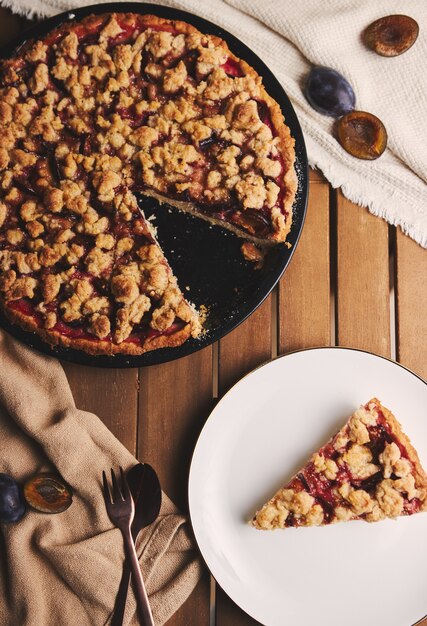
[0,12,296,352]
[287,414,421,525]
[253,399,427,529]
[7,296,188,344]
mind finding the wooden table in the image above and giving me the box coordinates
[1,8,426,625]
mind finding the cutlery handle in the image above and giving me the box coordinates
[122,529,155,626]
[110,560,131,626]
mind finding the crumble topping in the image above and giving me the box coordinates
[87,311,110,339]
[0,11,296,353]
[253,399,427,530]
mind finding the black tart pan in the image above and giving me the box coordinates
[0,3,308,367]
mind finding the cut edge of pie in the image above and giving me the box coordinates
[1,300,195,356]
[0,208,203,356]
[0,12,298,356]
[252,398,427,530]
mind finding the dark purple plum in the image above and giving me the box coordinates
[0,473,26,523]
[305,66,355,117]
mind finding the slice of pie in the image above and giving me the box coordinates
[0,187,201,355]
[0,12,297,355]
[253,398,427,529]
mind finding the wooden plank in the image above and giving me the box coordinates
[63,364,138,454]
[279,171,330,353]
[218,296,272,395]
[216,295,272,625]
[396,230,427,380]
[309,168,328,183]
[336,191,390,357]
[216,587,261,626]
[138,349,213,510]
[0,8,30,47]
[138,349,213,626]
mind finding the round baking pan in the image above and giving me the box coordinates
[0,3,309,368]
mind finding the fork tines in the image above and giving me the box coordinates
[102,467,129,504]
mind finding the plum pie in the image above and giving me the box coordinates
[253,398,427,529]
[0,12,297,355]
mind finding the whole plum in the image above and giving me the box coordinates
[305,66,355,117]
[0,473,26,523]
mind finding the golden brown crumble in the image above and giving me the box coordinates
[0,12,298,353]
[58,32,79,60]
[111,274,139,305]
[8,276,37,300]
[253,399,427,530]
[29,63,49,94]
[85,248,113,277]
[89,313,111,339]
[44,311,57,329]
[235,173,267,210]
[0,202,7,228]
[114,293,151,343]
[42,274,62,303]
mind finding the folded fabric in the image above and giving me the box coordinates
[0,0,426,247]
[0,330,203,626]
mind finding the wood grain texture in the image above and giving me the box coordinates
[279,171,330,353]
[336,191,390,357]
[138,349,213,511]
[396,230,427,380]
[0,7,29,46]
[216,587,261,626]
[216,295,272,624]
[162,573,211,626]
[308,168,328,183]
[138,350,213,626]
[218,296,272,396]
[63,364,138,454]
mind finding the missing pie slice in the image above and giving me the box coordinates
[0,12,297,355]
[253,398,427,529]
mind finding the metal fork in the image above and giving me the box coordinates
[102,468,155,626]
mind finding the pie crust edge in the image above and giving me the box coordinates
[1,301,192,356]
[377,398,427,500]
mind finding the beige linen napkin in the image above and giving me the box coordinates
[0,330,202,626]
[0,0,426,246]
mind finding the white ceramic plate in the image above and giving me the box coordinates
[189,348,427,626]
